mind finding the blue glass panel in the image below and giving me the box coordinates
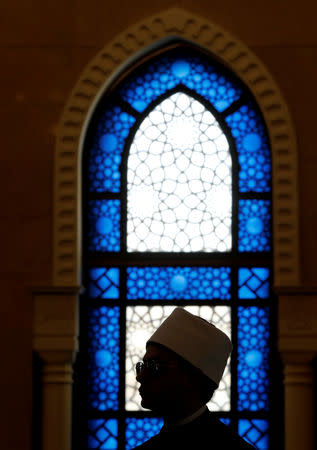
[219,418,231,426]
[88,199,120,252]
[88,306,120,410]
[237,306,269,411]
[239,200,271,252]
[239,419,269,449]
[88,268,120,299]
[88,105,135,192]
[226,103,271,192]
[127,267,231,300]
[238,268,270,299]
[88,419,118,450]
[88,419,118,449]
[125,418,163,450]
[120,53,242,113]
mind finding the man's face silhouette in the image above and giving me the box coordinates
[136,343,192,416]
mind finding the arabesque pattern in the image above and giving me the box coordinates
[125,418,164,449]
[126,266,231,300]
[127,92,232,252]
[120,54,242,112]
[237,306,269,411]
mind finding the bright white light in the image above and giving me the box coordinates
[128,188,159,220]
[130,328,152,349]
[166,116,200,150]
[207,187,232,219]
[127,92,232,252]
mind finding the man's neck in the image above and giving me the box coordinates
[163,405,207,429]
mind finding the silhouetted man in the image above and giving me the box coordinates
[133,307,255,449]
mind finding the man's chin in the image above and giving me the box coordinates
[140,397,154,410]
[140,397,161,413]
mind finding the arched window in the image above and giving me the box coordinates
[80,42,276,449]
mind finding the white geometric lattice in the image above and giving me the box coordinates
[127,92,232,253]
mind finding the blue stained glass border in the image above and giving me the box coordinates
[239,200,271,252]
[88,418,118,449]
[88,105,136,193]
[88,268,120,299]
[225,103,271,193]
[238,268,270,299]
[219,418,231,426]
[239,419,269,449]
[125,418,163,450]
[127,266,231,300]
[120,52,242,113]
[88,306,120,411]
[237,306,270,411]
[88,199,121,252]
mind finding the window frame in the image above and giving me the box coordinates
[79,41,279,450]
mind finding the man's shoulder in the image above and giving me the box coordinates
[132,411,255,450]
[199,411,255,449]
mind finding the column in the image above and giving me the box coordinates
[278,288,317,450]
[282,353,315,450]
[40,351,74,450]
[32,286,80,450]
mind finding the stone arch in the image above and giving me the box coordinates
[54,7,299,288]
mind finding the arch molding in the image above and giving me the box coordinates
[54,7,299,287]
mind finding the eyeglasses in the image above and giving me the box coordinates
[135,359,178,376]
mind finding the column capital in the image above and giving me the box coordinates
[275,286,317,450]
[32,285,82,357]
[32,286,82,450]
[277,286,317,358]
[280,350,316,366]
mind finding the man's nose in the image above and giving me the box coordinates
[136,366,147,383]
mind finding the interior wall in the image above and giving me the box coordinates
[1,1,316,449]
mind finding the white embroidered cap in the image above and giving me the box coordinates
[147,307,232,386]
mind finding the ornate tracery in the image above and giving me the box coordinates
[82,43,274,449]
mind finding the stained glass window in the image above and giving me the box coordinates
[126,267,231,300]
[225,104,271,192]
[88,268,120,299]
[88,106,136,192]
[237,306,270,411]
[239,419,269,449]
[88,419,118,449]
[238,268,270,299]
[88,306,120,411]
[88,199,121,252]
[82,43,274,450]
[125,418,163,450]
[127,92,232,253]
[239,200,271,252]
[120,54,242,113]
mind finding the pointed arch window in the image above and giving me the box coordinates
[127,91,232,253]
[81,43,274,450]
